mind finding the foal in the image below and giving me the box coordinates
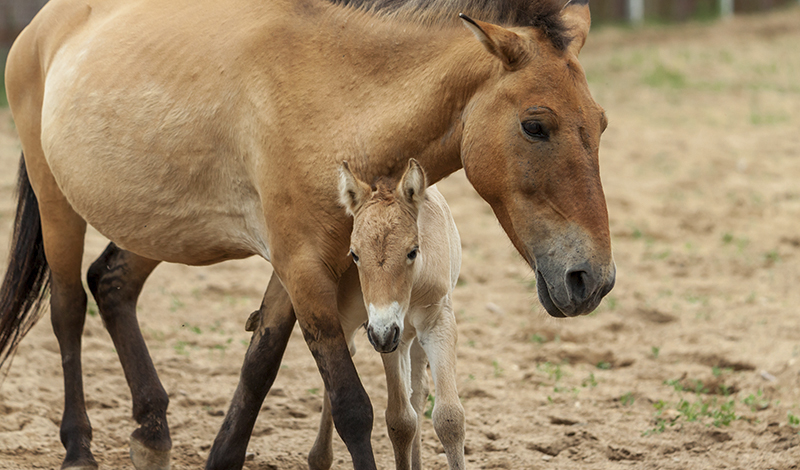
[308,159,464,470]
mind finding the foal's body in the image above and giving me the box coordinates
[309,161,463,469]
[2,0,616,468]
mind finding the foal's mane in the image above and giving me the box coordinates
[326,0,573,51]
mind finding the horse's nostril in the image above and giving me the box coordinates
[566,269,590,303]
[391,324,400,346]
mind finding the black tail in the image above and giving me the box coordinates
[0,155,50,373]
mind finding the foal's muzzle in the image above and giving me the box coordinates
[366,323,401,353]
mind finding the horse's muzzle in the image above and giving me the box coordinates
[536,262,616,318]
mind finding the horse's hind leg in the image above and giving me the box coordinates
[206,272,296,470]
[419,301,465,470]
[308,390,334,470]
[408,340,430,470]
[86,243,167,470]
[36,195,94,469]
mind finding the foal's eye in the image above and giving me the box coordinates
[407,247,418,262]
[522,120,548,140]
[350,249,359,263]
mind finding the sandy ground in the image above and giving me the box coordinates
[1,7,800,470]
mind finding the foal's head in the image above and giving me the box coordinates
[339,159,426,353]
[457,2,616,318]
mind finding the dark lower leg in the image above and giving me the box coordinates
[50,278,96,469]
[86,244,169,457]
[304,332,376,470]
[205,272,296,470]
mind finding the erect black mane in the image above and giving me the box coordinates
[326,0,574,52]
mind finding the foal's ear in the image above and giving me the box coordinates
[338,161,371,217]
[561,0,591,57]
[459,14,527,71]
[398,159,427,211]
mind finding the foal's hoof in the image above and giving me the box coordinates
[62,465,98,470]
[130,436,171,470]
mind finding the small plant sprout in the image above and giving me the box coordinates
[492,360,504,378]
[651,346,660,359]
[582,373,598,389]
[529,333,546,344]
[424,394,435,419]
[742,391,769,412]
[620,392,635,406]
[788,412,800,427]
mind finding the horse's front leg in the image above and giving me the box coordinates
[86,243,168,470]
[381,342,418,470]
[309,263,366,470]
[418,300,465,470]
[206,272,296,470]
[287,266,377,470]
[408,339,430,470]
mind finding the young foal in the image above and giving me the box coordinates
[308,159,463,470]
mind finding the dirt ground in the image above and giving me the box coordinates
[2,7,800,470]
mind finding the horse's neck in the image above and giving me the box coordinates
[326,13,495,184]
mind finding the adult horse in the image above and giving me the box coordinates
[0,0,615,469]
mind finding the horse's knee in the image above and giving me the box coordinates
[87,244,130,308]
[385,404,418,449]
[432,401,465,448]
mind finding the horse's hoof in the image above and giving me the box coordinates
[130,436,171,470]
[62,466,98,470]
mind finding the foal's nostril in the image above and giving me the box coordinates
[566,268,591,304]
[390,324,400,347]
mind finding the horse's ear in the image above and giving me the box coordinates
[561,0,591,57]
[338,161,371,216]
[398,159,427,211]
[459,14,527,71]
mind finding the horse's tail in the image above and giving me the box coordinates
[0,154,50,374]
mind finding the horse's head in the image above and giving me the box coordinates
[339,159,426,353]
[458,2,615,318]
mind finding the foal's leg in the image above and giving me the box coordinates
[418,301,465,470]
[408,339,430,470]
[206,272,296,470]
[382,342,418,470]
[37,199,94,469]
[86,243,167,470]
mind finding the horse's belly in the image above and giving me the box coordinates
[62,163,270,265]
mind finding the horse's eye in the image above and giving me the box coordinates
[522,120,548,140]
[407,247,418,262]
[350,249,359,263]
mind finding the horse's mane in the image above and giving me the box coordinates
[326,0,573,52]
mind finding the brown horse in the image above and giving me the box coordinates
[1,0,615,468]
[306,159,464,470]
